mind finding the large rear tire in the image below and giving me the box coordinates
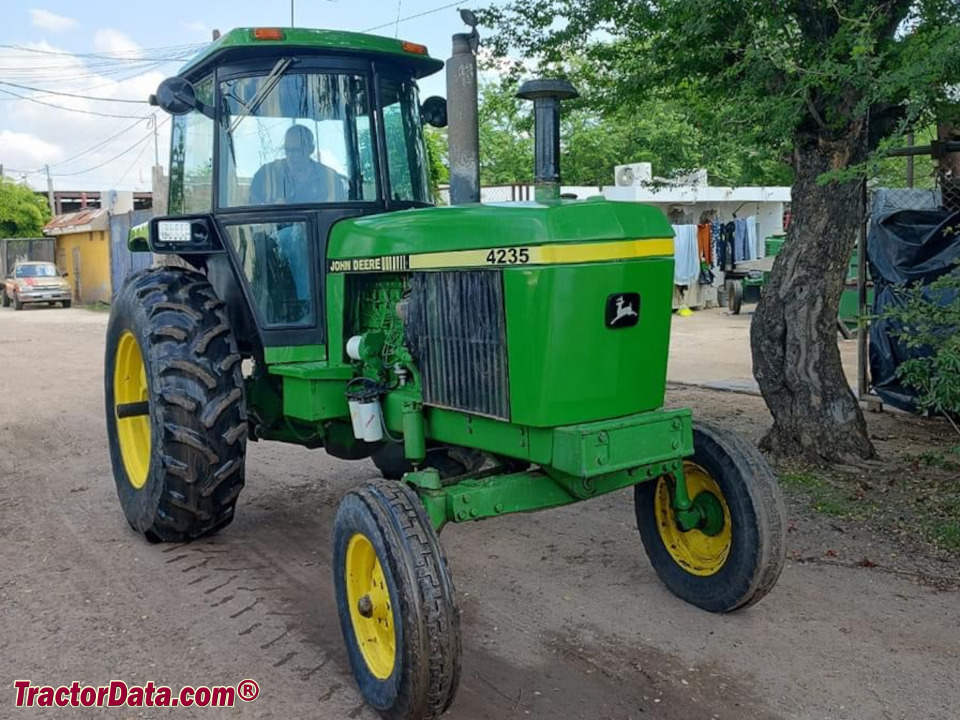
[333,480,461,720]
[1,290,9,308]
[105,267,247,542]
[635,421,786,612]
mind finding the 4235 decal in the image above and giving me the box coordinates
[485,247,530,265]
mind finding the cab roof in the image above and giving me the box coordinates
[178,27,444,79]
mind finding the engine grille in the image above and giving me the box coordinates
[406,271,510,420]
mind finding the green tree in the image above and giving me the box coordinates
[477,78,793,188]
[424,127,449,201]
[0,178,50,238]
[885,257,960,430]
[483,0,960,461]
[479,80,534,185]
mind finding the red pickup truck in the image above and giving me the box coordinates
[2,261,73,310]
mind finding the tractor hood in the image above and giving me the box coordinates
[327,199,674,262]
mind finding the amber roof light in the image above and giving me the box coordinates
[253,28,285,41]
[401,41,428,55]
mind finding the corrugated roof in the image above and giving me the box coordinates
[43,208,110,235]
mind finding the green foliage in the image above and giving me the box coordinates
[477,80,792,187]
[871,127,938,189]
[0,178,50,238]
[481,0,960,178]
[905,450,960,472]
[424,128,449,201]
[479,81,534,185]
[884,250,960,423]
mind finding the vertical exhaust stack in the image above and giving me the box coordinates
[516,79,579,202]
[447,10,481,204]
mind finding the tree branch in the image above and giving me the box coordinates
[804,88,829,131]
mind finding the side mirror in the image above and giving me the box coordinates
[420,96,448,128]
[149,77,199,116]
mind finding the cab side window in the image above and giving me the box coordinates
[168,76,215,214]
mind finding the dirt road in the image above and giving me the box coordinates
[1,307,957,719]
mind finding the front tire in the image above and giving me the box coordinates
[105,267,247,542]
[635,421,786,612]
[333,480,461,720]
[13,294,23,310]
[62,300,72,308]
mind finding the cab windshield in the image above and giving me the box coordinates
[15,264,58,278]
[218,71,376,207]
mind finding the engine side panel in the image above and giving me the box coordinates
[504,258,674,427]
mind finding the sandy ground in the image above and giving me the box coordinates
[1,305,958,720]
[667,305,860,393]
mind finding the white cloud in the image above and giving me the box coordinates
[181,21,208,34]
[93,28,142,58]
[0,130,62,170]
[30,8,78,33]
[0,42,169,191]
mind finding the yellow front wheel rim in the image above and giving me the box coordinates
[114,331,151,490]
[345,533,396,679]
[654,462,732,576]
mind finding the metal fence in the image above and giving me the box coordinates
[109,210,154,298]
[436,184,534,205]
[0,238,56,278]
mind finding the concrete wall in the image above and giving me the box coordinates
[55,230,112,304]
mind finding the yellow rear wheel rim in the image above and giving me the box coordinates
[345,533,396,679]
[114,331,151,490]
[654,461,732,576]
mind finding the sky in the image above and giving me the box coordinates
[0,1,501,193]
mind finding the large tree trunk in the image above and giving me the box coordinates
[751,136,877,462]
[937,122,960,212]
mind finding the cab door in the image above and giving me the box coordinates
[211,59,385,361]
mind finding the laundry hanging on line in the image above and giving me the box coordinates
[696,224,713,265]
[671,224,700,285]
[707,216,761,267]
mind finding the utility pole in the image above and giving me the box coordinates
[45,164,56,216]
[150,115,160,167]
[291,0,295,26]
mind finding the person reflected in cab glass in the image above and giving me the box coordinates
[249,125,348,205]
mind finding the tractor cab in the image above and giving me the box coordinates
[110,24,787,720]
[141,27,445,356]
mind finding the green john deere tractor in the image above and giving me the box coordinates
[105,23,786,720]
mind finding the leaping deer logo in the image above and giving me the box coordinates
[611,295,638,326]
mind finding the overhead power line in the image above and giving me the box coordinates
[4,113,156,176]
[0,80,147,103]
[0,42,205,62]
[363,1,462,33]
[110,136,152,190]
[51,114,157,169]
[51,118,169,177]
[0,87,145,118]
